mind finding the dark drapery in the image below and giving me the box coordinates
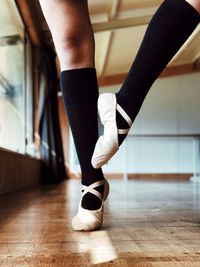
[38,45,66,182]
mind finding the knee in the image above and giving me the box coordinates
[53,27,95,69]
[60,32,88,51]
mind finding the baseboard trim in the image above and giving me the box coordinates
[105,173,192,181]
[69,172,192,181]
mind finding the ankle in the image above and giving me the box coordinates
[81,179,105,210]
[81,190,103,210]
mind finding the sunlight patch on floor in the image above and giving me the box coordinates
[74,230,118,265]
[89,231,118,265]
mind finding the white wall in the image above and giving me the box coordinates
[99,72,200,174]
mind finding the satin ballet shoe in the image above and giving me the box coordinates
[72,179,110,231]
[92,93,132,169]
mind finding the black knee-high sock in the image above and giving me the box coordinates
[116,0,199,145]
[60,68,104,210]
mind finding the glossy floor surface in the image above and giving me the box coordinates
[0,179,200,266]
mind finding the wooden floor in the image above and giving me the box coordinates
[0,179,200,266]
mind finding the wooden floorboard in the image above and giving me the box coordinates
[0,180,200,266]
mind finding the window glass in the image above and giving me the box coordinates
[0,0,25,153]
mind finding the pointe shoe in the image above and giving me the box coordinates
[92,93,132,169]
[72,179,110,231]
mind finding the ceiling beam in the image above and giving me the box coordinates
[99,31,114,75]
[99,0,121,75]
[98,63,200,87]
[161,63,200,78]
[93,15,152,32]
[110,0,121,19]
[171,25,200,65]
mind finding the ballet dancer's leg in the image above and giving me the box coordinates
[92,0,200,169]
[39,0,109,231]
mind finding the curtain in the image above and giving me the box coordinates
[38,45,67,182]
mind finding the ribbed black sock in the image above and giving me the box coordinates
[60,68,104,210]
[116,0,199,145]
